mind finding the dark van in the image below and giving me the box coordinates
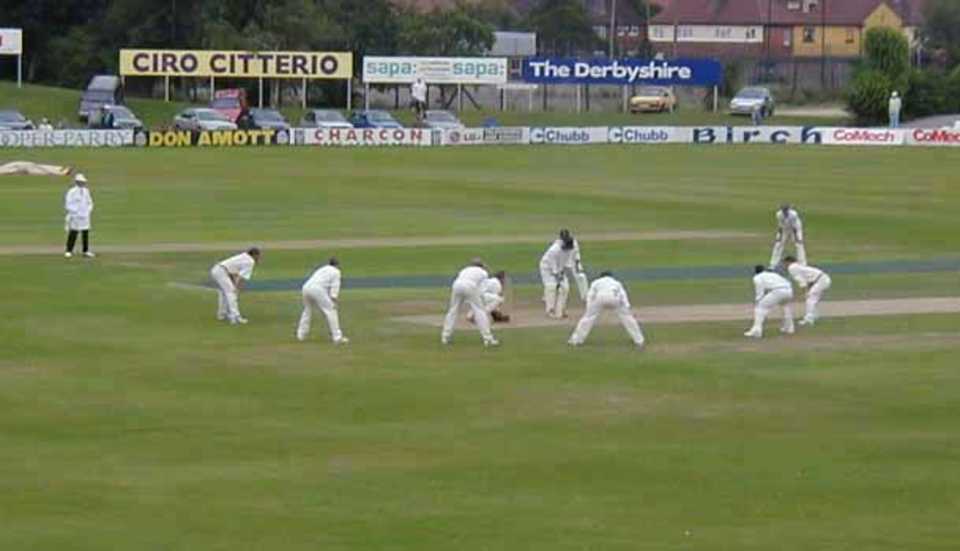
[78,75,124,121]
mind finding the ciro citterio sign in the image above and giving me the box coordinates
[120,49,352,79]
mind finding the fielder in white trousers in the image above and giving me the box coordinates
[785,256,832,326]
[746,266,795,338]
[210,248,260,324]
[568,273,645,347]
[770,205,807,267]
[442,262,498,346]
[297,258,348,344]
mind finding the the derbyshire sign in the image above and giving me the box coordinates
[522,57,723,86]
[362,56,508,84]
[120,49,353,79]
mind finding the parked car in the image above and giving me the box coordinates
[238,108,289,130]
[349,110,403,129]
[173,108,238,132]
[210,89,249,123]
[78,75,124,121]
[729,87,776,117]
[421,110,465,129]
[0,109,35,130]
[300,109,353,129]
[88,105,143,131]
[629,86,677,113]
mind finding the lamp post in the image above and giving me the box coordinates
[609,0,617,59]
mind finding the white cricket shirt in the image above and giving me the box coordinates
[219,253,256,280]
[304,265,342,298]
[788,263,827,289]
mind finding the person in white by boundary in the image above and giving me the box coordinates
[889,91,902,129]
[64,173,95,258]
[297,257,349,344]
[441,259,499,347]
[745,265,795,338]
[769,204,806,268]
[210,247,261,325]
[539,229,584,319]
[411,78,427,120]
[568,271,645,348]
[784,255,832,326]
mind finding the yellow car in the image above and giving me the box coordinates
[629,86,677,113]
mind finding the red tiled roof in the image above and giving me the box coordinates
[651,0,900,26]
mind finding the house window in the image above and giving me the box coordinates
[784,31,792,47]
[846,28,856,44]
[594,25,607,40]
[629,25,640,37]
[803,27,816,43]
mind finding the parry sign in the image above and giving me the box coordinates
[120,49,352,79]
[0,130,133,148]
[523,57,723,86]
[0,28,22,55]
[363,56,507,84]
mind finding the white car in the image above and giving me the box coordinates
[173,108,238,132]
[422,110,465,130]
[300,109,353,129]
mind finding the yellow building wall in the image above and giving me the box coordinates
[792,26,862,58]
[791,4,905,58]
[864,3,903,31]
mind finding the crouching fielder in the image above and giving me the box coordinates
[297,257,349,344]
[745,265,795,338]
[468,271,510,323]
[210,247,260,325]
[568,271,645,348]
[442,260,499,347]
[785,255,831,326]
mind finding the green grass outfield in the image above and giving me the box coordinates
[1,144,959,550]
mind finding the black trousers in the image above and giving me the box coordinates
[65,230,90,253]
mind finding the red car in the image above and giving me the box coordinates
[210,89,249,123]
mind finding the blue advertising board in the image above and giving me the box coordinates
[522,57,723,87]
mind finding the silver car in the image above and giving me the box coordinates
[729,87,776,117]
[0,109,35,130]
[300,109,353,129]
[173,108,238,132]
[422,110,465,129]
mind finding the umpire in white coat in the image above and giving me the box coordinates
[297,257,349,344]
[64,173,94,258]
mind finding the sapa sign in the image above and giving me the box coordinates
[0,28,23,55]
[363,56,508,84]
[523,57,723,86]
[120,49,352,79]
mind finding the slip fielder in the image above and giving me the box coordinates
[297,257,349,344]
[209,247,260,325]
[745,265,795,338]
[784,255,832,326]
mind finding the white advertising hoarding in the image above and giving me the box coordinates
[363,56,508,84]
[0,28,22,55]
[530,127,609,145]
[905,127,960,147]
[821,128,905,146]
[0,130,134,148]
[294,127,432,147]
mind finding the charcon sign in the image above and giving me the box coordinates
[522,57,723,86]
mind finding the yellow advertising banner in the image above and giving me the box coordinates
[119,49,352,79]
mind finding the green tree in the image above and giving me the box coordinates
[397,5,495,56]
[921,0,960,68]
[527,0,599,56]
[846,27,911,123]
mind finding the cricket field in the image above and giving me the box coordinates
[1,144,958,550]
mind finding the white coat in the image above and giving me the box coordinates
[64,185,94,231]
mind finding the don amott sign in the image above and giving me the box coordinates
[120,49,352,79]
